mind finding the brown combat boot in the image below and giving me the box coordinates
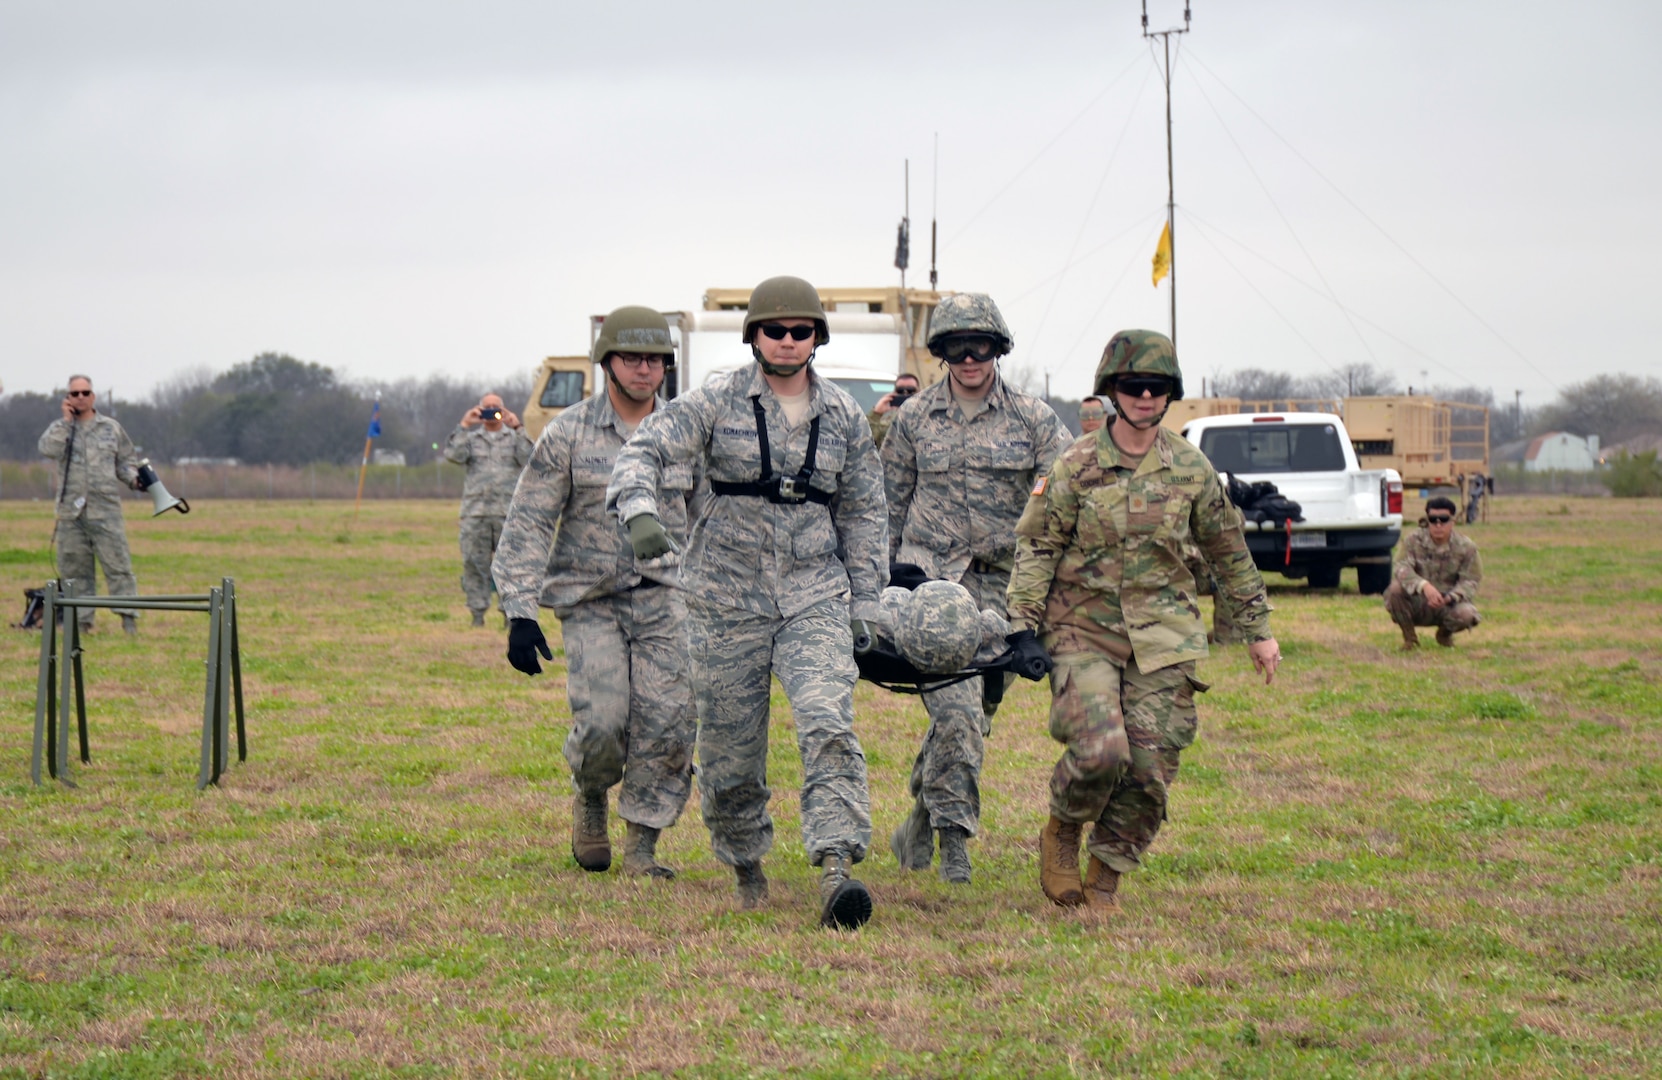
[1399,625,1420,650]
[734,861,769,910]
[622,822,674,880]
[571,791,611,872]
[1435,627,1455,648]
[818,851,873,930]
[1039,816,1085,907]
[1083,855,1122,914]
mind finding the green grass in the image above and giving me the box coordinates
[1,495,1658,1077]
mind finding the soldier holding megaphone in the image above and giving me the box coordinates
[36,374,186,636]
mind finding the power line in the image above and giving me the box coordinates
[1182,46,1561,393]
[943,45,1146,250]
[1006,209,1164,304]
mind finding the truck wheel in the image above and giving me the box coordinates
[1307,566,1341,589]
[1356,563,1392,595]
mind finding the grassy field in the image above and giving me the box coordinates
[1,496,1658,1078]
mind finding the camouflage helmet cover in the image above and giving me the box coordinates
[593,305,676,368]
[1093,329,1184,399]
[927,292,1013,355]
[895,580,982,674]
[741,275,829,345]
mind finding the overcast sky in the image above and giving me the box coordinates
[3,0,1659,408]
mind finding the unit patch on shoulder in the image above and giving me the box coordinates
[1031,475,1049,497]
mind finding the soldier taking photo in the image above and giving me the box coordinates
[607,275,888,931]
[445,392,532,626]
[879,293,1071,884]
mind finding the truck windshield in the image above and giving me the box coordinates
[831,378,896,412]
[1198,424,1347,474]
[539,370,586,409]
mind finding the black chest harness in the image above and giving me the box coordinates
[709,397,833,506]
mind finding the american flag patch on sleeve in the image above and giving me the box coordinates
[1031,475,1049,497]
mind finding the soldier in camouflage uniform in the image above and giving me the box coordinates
[880,293,1072,883]
[38,375,145,635]
[866,372,919,449]
[1385,495,1482,649]
[1078,396,1107,435]
[495,307,699,880]
[1007,330,1282,913]
[607,275,888,930]
[445,392,533,625]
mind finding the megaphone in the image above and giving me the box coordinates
[135,459,190,517]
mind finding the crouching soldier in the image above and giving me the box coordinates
[1385,495,1483,649]
[494,306,699,880]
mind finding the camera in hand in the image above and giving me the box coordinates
[479,407,502,421]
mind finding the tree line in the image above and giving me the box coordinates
[0,354,532,466]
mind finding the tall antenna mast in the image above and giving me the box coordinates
[1142,0,1191,347]
[895,160,911,290]
[930,132,939,290]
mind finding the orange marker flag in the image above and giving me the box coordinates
[1151,222,1172,287]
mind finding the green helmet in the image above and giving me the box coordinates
[1092,329,1184,400]
[927,293,1013,356]
[741,275,829,345]
[593,306,675,368]
[896,580,982,674]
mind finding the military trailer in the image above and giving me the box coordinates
[522,356,593,441]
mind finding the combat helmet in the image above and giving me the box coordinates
[1092,329,1184,400]
[927,293,1013,357]
[741,276,829,346]
[895,580,982,675]
[592,306,675,368]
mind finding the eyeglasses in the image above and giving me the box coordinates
[67,389,93,397]
[1426,514,1453,524]
[758,324,817,342]
[934,335,1003,363]
[1115,375,1173,398]
[613,354,666,369]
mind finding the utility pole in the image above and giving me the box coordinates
[1143,0,1191,348]
[895,160,911,291]
[930,132,939,291]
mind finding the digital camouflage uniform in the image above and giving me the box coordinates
[38,414,141,627]
[1008,425,1272,873]
[607,365,888,869]
[492,391,699,830]
[1385,526,1482,640]
[882,374,1071,838]
[445,423,533,615]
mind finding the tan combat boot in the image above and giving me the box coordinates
[1399,626,1420,650]
[1083,855,1122,914]
[734,861,769,910]
[1039,816,1085,907]
[571,791,611,872]
[818,852,873,930]
[622,822,674,880]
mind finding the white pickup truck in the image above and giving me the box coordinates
[1181,411,1403,593]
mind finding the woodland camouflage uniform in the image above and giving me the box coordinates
[881,371,1071,859]
[607,364,888,871]
[493,390,700,832]
[1008,424,1272,875]
[445,423,533,615]
[38,414,141,627]
[1385,525,1483,642]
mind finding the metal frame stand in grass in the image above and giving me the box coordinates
[31,578,246,790]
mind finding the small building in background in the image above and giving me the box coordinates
[1524,432,1600,472]
[371,449,407,467]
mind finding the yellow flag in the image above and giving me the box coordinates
[1151,222,1172,286]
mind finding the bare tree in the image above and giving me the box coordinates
[1534,374,1662,446]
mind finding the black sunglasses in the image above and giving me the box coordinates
[935,335,1002,363]
[1426,514,1453,524]
[1115,375,1173,398]
[67,389,94,397]
[758,324,816,342]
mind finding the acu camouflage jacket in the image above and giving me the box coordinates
[1008,425,1272,673]
[882,375,1072,581]
[38,414,140,521]
[1393,527,1482,604]
[444,424,533,518]
[494,392,698,618]
[606,365,889,623]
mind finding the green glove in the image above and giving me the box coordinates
[850,618,877,656]
[627,513,674,561]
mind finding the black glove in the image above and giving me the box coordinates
[851,618,877,656]
[888,562,930,591]
[507,618,554,676]
[1005,629,1053,680]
